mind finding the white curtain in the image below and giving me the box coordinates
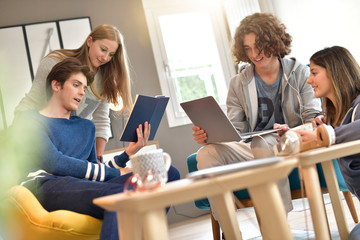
[223,0,261,38]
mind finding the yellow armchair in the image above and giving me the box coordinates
[4,185,102,240]
[2,144,160,240]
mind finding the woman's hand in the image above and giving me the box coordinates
[312,115,326,128]
[120,167,133,175]
[295,129,317,143]
[192,125,208,145]
[125,122,151,156]
[273,123,290,137]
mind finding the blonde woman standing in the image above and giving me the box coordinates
[16,24,133,159]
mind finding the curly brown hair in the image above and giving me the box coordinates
[232,13,292,64]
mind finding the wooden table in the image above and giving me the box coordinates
[296,139,360,240]
[94,157,298,240]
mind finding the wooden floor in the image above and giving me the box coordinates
[168,193,360,240]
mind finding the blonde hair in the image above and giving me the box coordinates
[310,46,360,127]
[48,24,133,113]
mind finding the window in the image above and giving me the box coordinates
[143,0,236,127]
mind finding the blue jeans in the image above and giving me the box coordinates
[26,165,180,240]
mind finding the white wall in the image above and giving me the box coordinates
[270,0,360,64]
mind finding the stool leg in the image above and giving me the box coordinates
[343,191,359,223]
[142,209,168,240]
[210,207,221,240]
[248,182,293,240]
[253,207,263,236]
[302,164,331,239]
[212,191,242,240]
[321,161,349,239]
[117,211,142,240]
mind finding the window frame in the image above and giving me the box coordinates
[143,0,236,127]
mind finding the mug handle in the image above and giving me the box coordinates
[163,152,172,171]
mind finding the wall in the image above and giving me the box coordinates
[264,0,360,64]
[0,0,205,224]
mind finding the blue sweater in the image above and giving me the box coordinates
[15,110,129,183]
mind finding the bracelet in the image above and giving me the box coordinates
[324,124,336,145]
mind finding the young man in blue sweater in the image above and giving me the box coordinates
[13,58,180,240]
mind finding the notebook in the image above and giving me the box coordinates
[180,96,280,143]
[186,156,284,180]
[120,95,169,142]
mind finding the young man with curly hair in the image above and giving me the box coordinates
[191,12,322,226]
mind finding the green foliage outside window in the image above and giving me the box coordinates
[176,74,220,103]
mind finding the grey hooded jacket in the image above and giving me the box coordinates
[226,57,322,133]
[337,95,360,198]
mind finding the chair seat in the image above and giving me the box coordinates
[4,185,102,240]
[349,223,360,240]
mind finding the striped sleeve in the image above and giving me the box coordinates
[105,151,129,169]
[84,163,109,181]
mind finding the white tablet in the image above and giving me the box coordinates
[180,96,280,143]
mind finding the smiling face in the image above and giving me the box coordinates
[56,72,88,112]
[307,61,335,103]
[243,33,278,70]
[87,37,118,69]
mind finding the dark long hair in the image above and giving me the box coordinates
[310,46,360,126]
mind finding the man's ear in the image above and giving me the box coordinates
[86,36,93,47]
[51,80,61,93]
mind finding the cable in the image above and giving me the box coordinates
[283,71,305,125]
[297,163,310,239]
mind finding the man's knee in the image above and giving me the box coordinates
[196,145,221,170]
[197,142,252,169]
[251,135,277,158]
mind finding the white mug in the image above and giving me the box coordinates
[129,149,171,189]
